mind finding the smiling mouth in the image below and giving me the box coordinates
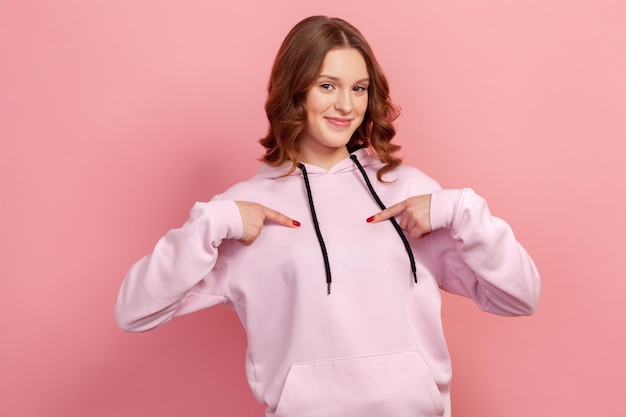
[326,117,352,127]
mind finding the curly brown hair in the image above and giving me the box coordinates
[259,16,402,181]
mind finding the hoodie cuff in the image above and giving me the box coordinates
[207,199,244,241]
[429,189,464,230]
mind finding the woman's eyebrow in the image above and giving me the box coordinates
[318,74,370,84]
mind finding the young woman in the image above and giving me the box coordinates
[116,15,540,417]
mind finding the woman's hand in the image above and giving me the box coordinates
[367,194,432,239]
[235,201,300,245]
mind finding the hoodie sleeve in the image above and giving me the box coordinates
[428,188,540,316]
[115,198,243,332]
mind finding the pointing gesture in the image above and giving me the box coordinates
[235,201,300,245]
[367,194,432,239]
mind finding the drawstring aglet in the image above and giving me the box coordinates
[327,283,331,295]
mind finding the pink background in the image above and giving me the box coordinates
[1,1,624,416]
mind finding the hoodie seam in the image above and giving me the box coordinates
[217,245,258,394]
[450,188,468,233]
[428,231,445,286]
[291,348,426,366]
[221,238,237,304]
[430,188,465,284]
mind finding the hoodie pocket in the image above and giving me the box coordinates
[273,350,445,417]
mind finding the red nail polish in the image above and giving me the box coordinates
[366,216,375,223]
[293,220,301,227]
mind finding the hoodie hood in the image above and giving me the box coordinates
[255,148,384,179]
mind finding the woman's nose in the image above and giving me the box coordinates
[334,90,353,113]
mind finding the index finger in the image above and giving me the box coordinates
[263,206,300,228]
[367,201,407,223]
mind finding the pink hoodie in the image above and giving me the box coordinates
[115,148,540,417]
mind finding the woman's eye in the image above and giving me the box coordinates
[320,83,334,91]
[353,85,367,93]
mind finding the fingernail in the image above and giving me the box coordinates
[366,216,375,223]
[292,220,301,227]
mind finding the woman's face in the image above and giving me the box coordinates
[299,48,369,169]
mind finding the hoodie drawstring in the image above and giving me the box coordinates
[350,154,418,283]
[297,163,332,294]
[297,154,418,294]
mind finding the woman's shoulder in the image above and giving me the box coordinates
[382,161,442,192]
[214,162,294,200]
